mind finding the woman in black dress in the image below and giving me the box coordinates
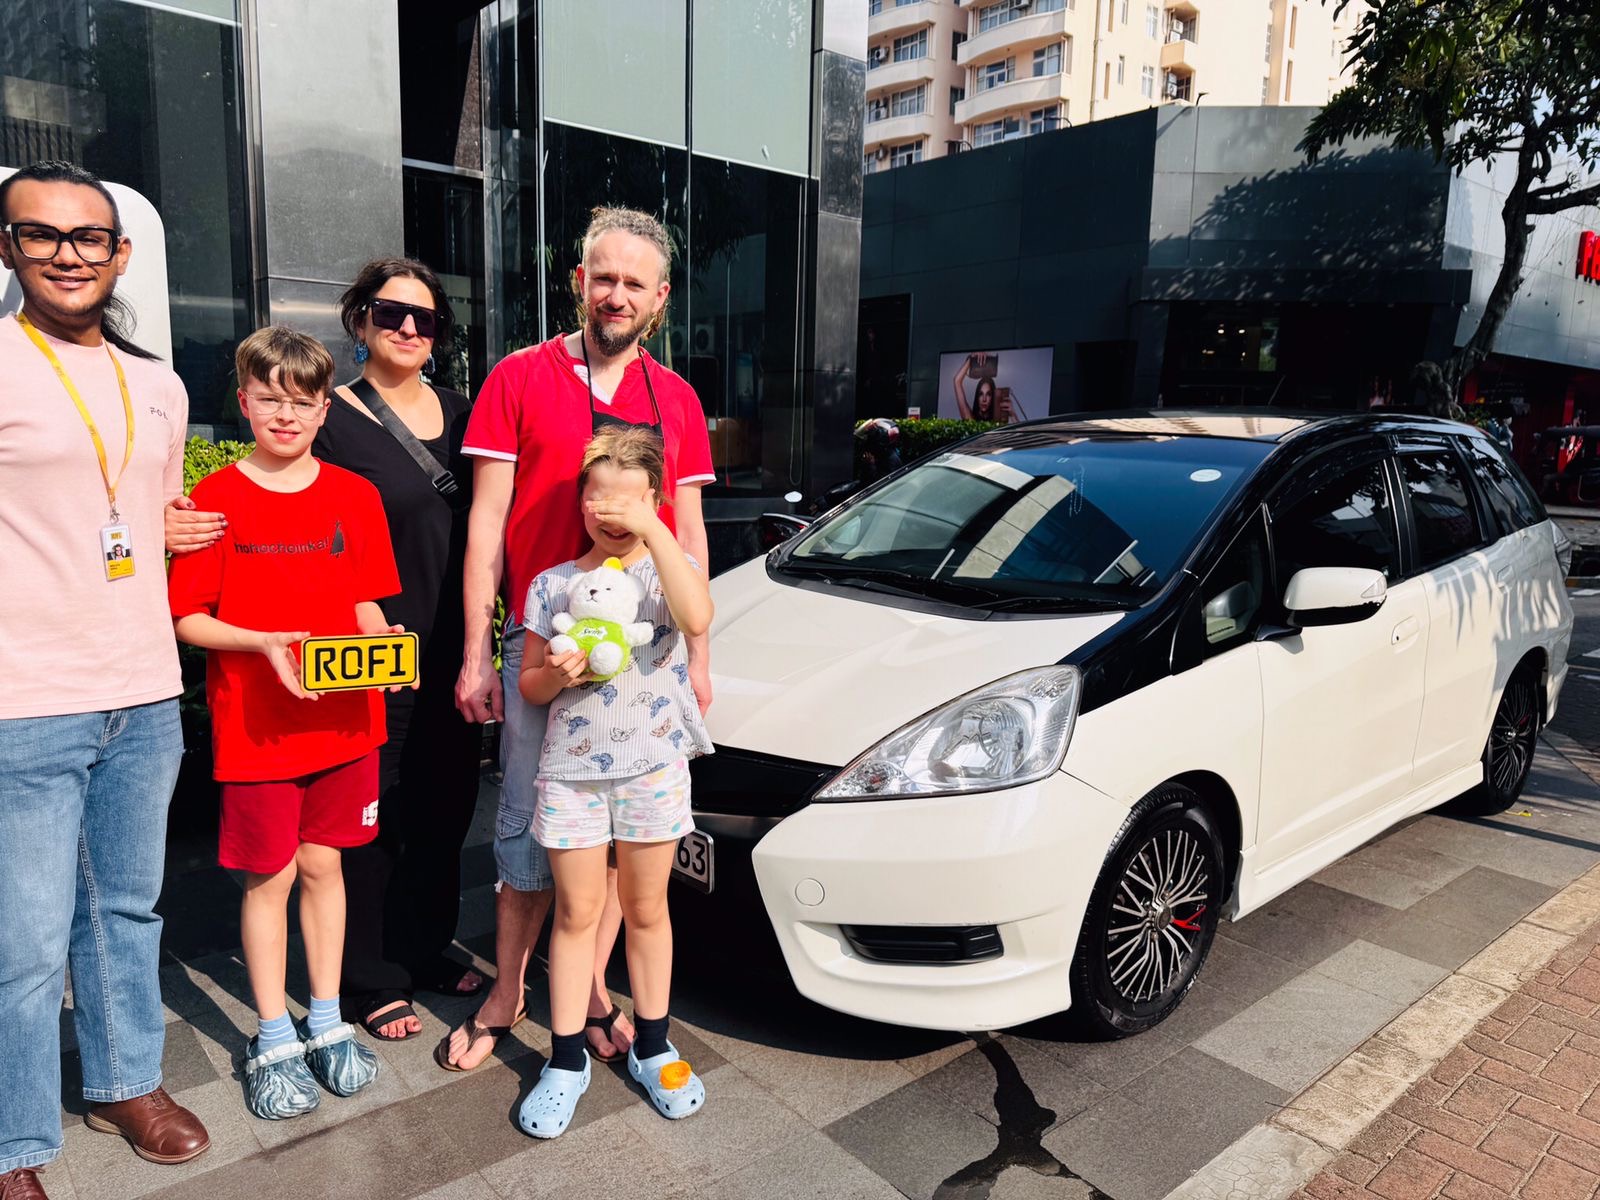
[316,257,485,1040]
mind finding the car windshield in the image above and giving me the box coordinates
[781,428,1271,610]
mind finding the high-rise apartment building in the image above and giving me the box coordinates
[864,0,1366,172]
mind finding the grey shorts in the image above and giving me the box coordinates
[494,630,553,892]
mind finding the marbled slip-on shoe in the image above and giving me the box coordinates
[298,1021,379,1097]
[242,1038,320,1120]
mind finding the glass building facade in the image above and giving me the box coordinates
[1,0,866,525]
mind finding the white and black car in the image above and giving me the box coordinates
[683,413,1573,1037]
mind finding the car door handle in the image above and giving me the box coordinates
[1392,616,1420,646]
[1495,565,1513,589]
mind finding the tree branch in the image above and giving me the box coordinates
[1527,180,1600,214]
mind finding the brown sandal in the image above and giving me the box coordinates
[584,1005,631,1062]
[433,1005,526,1073]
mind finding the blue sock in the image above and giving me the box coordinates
[307,994,342,1038]
[257,1011,296,1052]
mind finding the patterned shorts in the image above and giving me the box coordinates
[533,759,694,850]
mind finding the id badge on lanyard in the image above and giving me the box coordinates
[15,313,138,581]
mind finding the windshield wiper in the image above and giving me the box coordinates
[780,560,1008,605]
[980,594,1134,613]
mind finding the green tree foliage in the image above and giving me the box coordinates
[1303,0,1600,414]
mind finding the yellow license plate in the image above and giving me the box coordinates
[300,633,419,693]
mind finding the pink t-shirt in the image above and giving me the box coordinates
[0,313,189,718]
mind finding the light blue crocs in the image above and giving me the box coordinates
[242,1037,320,1120]
[518,1051,591,1139]
[628,1042,705,1120]
[297,1020,379,1097]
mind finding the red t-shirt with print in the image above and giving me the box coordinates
[167,461,402,782]
[461,336,714,625]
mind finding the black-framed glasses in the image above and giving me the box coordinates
[366,298,441,339]
[4,222,121,265]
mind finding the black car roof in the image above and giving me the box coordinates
[1022,409,1477,444]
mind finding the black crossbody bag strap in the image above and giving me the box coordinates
[343,377,465,508]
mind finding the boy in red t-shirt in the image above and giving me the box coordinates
[168,327,405,1121]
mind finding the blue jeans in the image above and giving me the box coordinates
[0,700,183,1173]
[493,630,552,892]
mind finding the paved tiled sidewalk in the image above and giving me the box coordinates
[1292,922,1600,1200]
[39,743,1600,1200]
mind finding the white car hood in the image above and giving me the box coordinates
[705,558,1127,766]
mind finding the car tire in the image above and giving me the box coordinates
[1069,783,1224,1039]
[1452,668,1541,816]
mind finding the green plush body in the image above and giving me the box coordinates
[566,617,632,679]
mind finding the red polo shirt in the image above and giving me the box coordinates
[462,336,714,625]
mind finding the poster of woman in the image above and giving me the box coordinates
[940,347,1053,422]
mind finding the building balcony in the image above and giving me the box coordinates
[1160,36,1196,72]
[863,110,940,150]
[954,71,1065,124]
[865,54,939,93]
[868,1,939,42]
[957,8,1070,66]
[1165,0,1199,16]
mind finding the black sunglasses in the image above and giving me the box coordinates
[366,298,442,339]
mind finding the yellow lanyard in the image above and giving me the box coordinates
[16,311,135,521]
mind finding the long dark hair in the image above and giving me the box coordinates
[0,160,158,360]
[973,376,998,420]
[338,257,455,351]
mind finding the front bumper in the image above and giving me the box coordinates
[746,771,1129,1031]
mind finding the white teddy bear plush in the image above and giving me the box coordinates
[547,556,657,681]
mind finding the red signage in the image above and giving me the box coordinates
[1580,231,1600,285]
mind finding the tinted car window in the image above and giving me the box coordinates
[1197,516,1270,655]
[1274,460,1399,584]
[1402,451,1482,568]
[784,432,1270,609]
[1467,438,1544,532]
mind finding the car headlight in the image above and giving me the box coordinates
[815,666,1082,800]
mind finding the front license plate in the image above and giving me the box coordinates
[671,830,714,894]
[299,632,419,693]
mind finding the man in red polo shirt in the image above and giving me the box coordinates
[442,207,713,1070]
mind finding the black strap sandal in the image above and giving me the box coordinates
[584,1005,629,1062]
[360,1001,422,1042]
[417,959,487,999]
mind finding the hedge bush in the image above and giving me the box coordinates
[853,418,999,478]
[182,435,254,492]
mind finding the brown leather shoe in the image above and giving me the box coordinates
[0,1167,48,1199]
[85,1087,210,1164]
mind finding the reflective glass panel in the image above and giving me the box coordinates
[403,168,487,395]
[687,154,805,493]
[542,0,686,147]
[692,0,810,175]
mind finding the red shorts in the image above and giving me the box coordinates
[218,751,380,874]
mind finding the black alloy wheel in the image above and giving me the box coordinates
[1453,670,1541,816]
[1071,783,1224,1038]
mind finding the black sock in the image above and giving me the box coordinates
[634,1013,670,1060]
[549,1030,587,1072]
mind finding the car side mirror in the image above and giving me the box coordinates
[1282,566,1387,627]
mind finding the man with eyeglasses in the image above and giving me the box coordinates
[0,161,210,1198]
